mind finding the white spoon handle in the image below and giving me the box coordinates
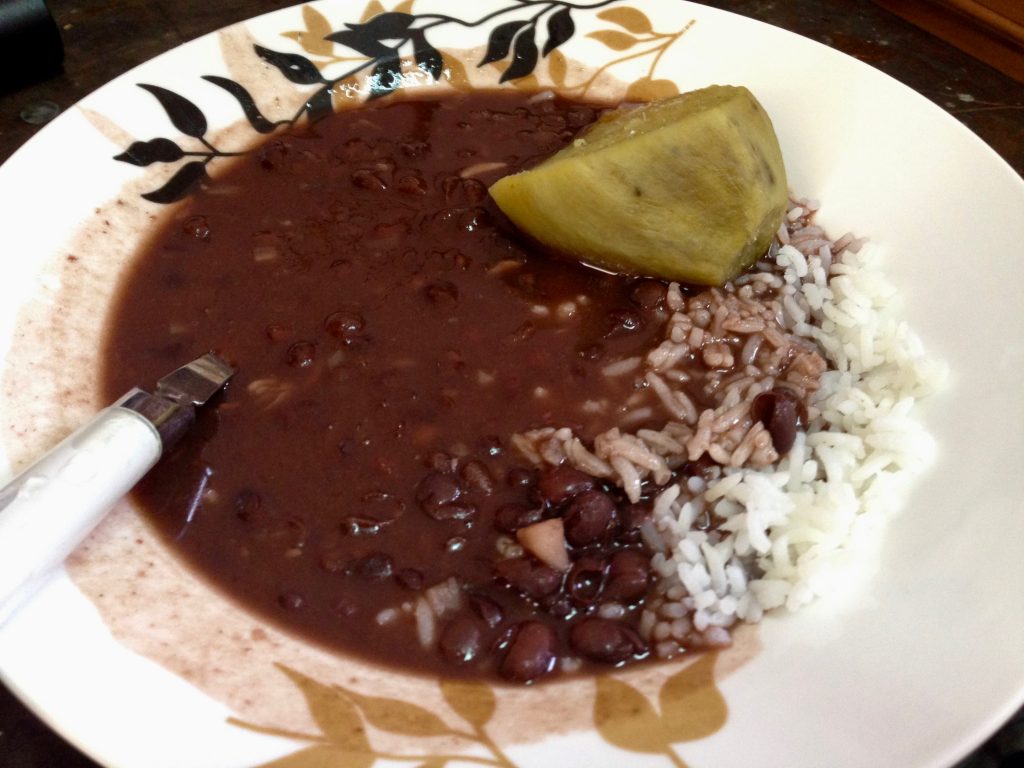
[0,404,162,623]
[0,353,234,623]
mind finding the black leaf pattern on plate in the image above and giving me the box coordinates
[411,31,444,81]
[137,84,208,138]
[304,87,335,123]
[544,7,575,56]
[116,0,643,203]
[368,54,404,100]
[113,138,184,166]
[325,28,393,58]
[141,160,208,204]
[501,25,539,82]
[359,11,415,39]
[201,76,278,133]
[480,20,530,66]
[254,44,325,85]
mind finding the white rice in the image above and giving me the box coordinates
[514,198,946,654]
[637,212,945,652]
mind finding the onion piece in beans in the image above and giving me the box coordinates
[516,518,571,572]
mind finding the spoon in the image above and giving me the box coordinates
[0,353,234,623]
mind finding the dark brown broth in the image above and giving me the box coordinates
[102,92,682,681]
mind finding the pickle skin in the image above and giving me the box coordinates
[489,85,788,286]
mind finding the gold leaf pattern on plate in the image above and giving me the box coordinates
[234,666,518,767]
[659,653,728,743]
[594,676,673,754]
[440,679,497,729]
[282,6,334,57]
[547,49,568,88]
[592,654,728,766]
[586,30,642,51]
[597,6,654,34]
[256,745,365,768]
[360,0,386,23]
[340,689,453,737]
[277,665,371,753]
[625,77,679,102]
[239,650,729,768]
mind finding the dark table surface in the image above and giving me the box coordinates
[1,1,1022,767]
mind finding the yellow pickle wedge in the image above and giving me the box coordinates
[489,85,789,286]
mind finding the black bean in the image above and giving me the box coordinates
[564,490,617,546]
[603,549,652,604]
[400,140,429,157]
[334,598,357,617]
[338,137,371,161]
[480,435,503,457]
[537,465,595,506]
[354,552,393,580]
[424,280,459,304]
[395,173,428,195]
[569,618,647,664]
[416,471,462,517]
[751,387,804,454]
[278,591,305,610]
[469,594,505,628]
[541,113,567,129]
[286,340,316,368]
[516,272,536,290]
[506,467,536,489]
[359,491,406,522]
[493,503,543,533]
[620,502,651,532]
[630,279,666,310]
[605,309,642,337]
[351,168,387,191]
[234,489,262,522]
[494,557,563,599]
[439,617,483,664]
[318,549,346,574]
[430,502,477,522]
[461,179,488,204]
[395,568,425,590]
[341,515,383,536]
[499,621,558,682]
[439,176,463,202]
[567,555,609,605]
[324,310,365,339]
[429,452,455,472]
[511,321,535,343]
[265,324,289,342]
[278,517,308,549]
[458,208,489,232]
[258,140,289,170]
[566,106,596,128]
[544,594,576,620]
[182,215,211,241]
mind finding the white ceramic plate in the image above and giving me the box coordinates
[1,2,1023,767]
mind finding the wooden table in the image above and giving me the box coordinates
[1,1,1022,766]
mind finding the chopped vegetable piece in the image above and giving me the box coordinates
[516,518,571,572]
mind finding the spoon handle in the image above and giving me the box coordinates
[0,353,234,624]
[0,402,163,622]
